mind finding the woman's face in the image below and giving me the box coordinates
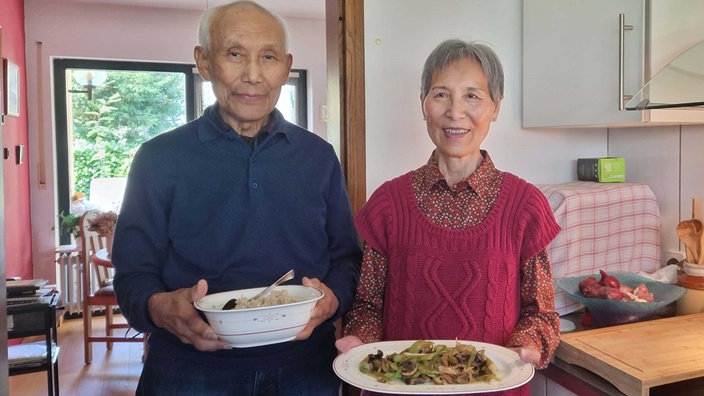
[421,58,501,163]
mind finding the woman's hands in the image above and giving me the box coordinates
[335,335,363,353]
[509,346,541,365]
[294,277,339,341]
[147,279,231,351]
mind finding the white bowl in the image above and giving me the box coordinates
[194,285,323,348]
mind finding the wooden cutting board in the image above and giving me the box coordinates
[555,313,704,396]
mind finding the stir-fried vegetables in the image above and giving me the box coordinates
[359,340,500,385]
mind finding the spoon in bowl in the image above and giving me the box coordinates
[221,269,296,310]
[249,269,296,301]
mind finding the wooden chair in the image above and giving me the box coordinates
[79,209,147,364]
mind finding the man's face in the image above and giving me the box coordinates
[195,6,292,134]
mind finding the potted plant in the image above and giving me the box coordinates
[58,211,81,241]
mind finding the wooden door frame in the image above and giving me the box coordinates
[326,0,366,214]
[326,4,364,395]
[0,24,8,396]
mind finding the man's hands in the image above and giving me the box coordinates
[147,279,231,351]
[294,277,338,341]
[148,277,341,348]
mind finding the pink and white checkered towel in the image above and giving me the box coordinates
[537,182,662,315]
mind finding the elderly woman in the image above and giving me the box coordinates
[337,39,561,396]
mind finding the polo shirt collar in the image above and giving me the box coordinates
[199,104,288,143]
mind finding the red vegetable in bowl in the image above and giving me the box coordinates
[578,276,599,294]
[598,285,629,300]
[578,270,654,302]
[581,283,601,298]
[583,284,628,300]
[599,270,620,289]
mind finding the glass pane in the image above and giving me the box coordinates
[625,41,704,110]
[67,68,187,210]
[278,84,297,124]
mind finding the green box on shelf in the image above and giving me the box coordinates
[577,157,625,183]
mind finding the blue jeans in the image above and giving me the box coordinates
[136,344,340,396]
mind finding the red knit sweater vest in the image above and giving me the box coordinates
[355,171,559,346]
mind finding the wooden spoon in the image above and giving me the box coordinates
[699,223,704,265]
[676,220,703,264]
[691,220,704,264]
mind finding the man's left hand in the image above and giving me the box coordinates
[294,277,338,340]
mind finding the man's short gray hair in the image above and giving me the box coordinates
[421,39,504,103]
[198,1,290,53]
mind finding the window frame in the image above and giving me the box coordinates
[53,59,195,244]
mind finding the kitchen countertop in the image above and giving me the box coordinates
[546,356,704,396]
[551,312,704,396]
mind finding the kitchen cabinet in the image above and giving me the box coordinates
[523,0,704,128]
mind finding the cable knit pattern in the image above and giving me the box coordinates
[356,171,558,348]
[350,153,560,396]
[352,151,559,396]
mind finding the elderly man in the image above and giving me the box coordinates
[111,1,361,395]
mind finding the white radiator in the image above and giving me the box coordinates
[55,245,83,316]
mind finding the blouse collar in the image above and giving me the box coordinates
[417,150,502,197]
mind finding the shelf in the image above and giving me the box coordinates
[6,294,60,396]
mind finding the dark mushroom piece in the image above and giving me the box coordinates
[400,359,418,377]
[221,298,237,310]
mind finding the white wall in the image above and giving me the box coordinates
[23,0,326,280]
[610,125,704,261]
[362,0,607,194]
[363,0,704,263]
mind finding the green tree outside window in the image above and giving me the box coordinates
[70,70,187,196]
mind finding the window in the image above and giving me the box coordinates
[54,60,308,244]
[54,59,195,244]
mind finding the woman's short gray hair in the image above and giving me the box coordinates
[198,1,290,53]
[421,39,504,103]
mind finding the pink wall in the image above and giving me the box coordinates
[0,0,33,281]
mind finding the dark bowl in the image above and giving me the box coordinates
[555,272,686,327]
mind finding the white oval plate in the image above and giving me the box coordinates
[333,340,534,395]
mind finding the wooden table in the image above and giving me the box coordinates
[555,313,704,396]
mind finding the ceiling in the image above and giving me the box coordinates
[37,0,325,19]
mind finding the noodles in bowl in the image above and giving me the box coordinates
[229,289,302,309]
[194,285,323,348]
